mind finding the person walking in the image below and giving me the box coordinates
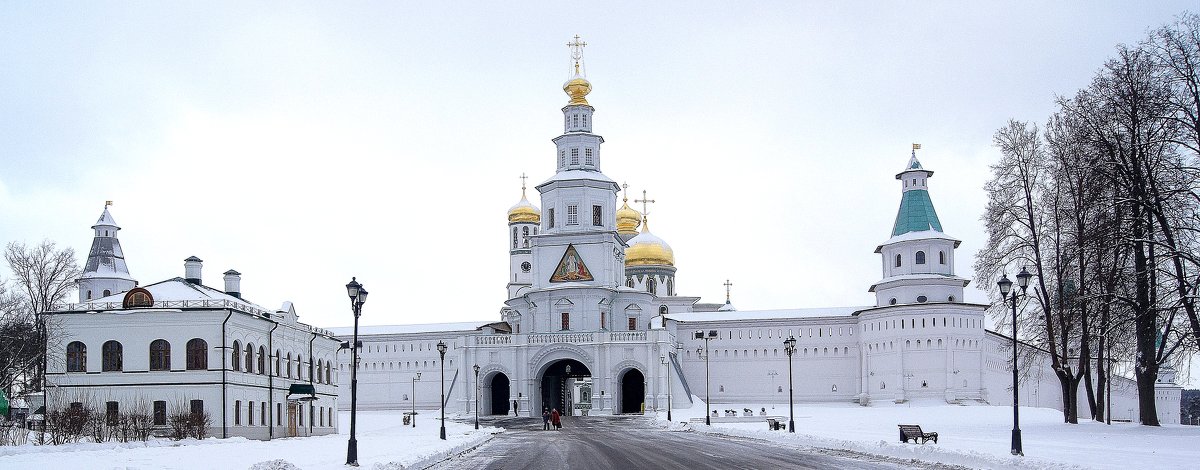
[513,400,519,417]
[542,409,550,431]
[551,408,561,430]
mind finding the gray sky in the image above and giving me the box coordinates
[1,2,1194,347]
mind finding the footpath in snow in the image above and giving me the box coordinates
[659,397,1200,470]
[0,410,497,470]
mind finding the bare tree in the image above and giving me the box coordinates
[1,241,80,396]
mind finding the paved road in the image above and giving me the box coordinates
[430,416,937,470]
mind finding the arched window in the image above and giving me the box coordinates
[316,359,323,383]
[149,339,171,371]
[102,340,123,372]
[894,254,902,267]
[122,288,154,308]
[522,227,530,248]
[626,278,634,288]
[889,298,897,305]
[186,339,207,370]
[231,341,241,371]
[915,251,926,264]
[917,295,928,303]
[667,278,674,296]
[512,227,517,249]
[298,355,305,380]
[244,344,254,373]
[257,346,266,375]
[948,295,956,302]
[287,353,293,378]
[648,277,657,295]
[325,363,332,384]
[939,251,946,264]
[67,341,87,372]
[275,350,281,376]
[103,289,111,297]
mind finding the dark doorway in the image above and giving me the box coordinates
[620,368,645,414]
[490,373,510,415]
[540,359,591,416]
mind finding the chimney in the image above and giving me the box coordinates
[184,256,203,284]
[223,269,242,298]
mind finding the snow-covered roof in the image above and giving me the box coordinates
[326,321,496,337]
[92,207,118,229]
[876,229,960,252]
[538,170,617,186]
[667,306,868,323]
[81,277,274,315]
[868,273,970,292]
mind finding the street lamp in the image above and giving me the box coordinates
[473,364,480,430]
[998,266,1032,457]
[344,277,367,467]
[660,355,672,422]
[565,364,572,416]
[437,340,447,440]
[694,330,717,425]
[412,372,421,428]
[783,335,797,433]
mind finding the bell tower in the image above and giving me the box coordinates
[77,202,137,302]
[507,174,540,299]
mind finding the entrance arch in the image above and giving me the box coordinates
[539,358,591,416]
[619,368,645,414]
[489,373,510,415]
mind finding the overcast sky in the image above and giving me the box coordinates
[1,2,1195,346]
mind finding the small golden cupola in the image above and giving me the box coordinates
[507,176,541,224]
[625,216,675,267]
[563,35,592,106]
[616,183,642,236]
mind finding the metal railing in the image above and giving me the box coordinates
[63,299,274,318]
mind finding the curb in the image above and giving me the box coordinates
[406,430,498,470]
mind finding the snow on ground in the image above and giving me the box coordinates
[658,397,1200,470]
[0,410,497,470]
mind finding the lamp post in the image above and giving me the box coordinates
[998,266,1032,457]
[344,277,368,467]
[565,364,572,416]
[783,335,797,433]
[694,330,717,425]
[437,340,447,440]
[660,355,671,422]
[473,364,480,430]
[412,372,421,428]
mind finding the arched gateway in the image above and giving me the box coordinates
[618,368,645,414]
[489,373,510,415]
[539,358,591,416]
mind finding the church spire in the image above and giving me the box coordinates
[891,144,942,236]
[78,202,136,302]
[563,35,592,107]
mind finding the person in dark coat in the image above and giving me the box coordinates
[513,400,519,416]
[542,409,551,430]
[551,408,561,430]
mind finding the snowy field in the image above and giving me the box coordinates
[659,397,1200,470]
[0,411,497,470]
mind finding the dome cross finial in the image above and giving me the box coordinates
[568,35,587,76]
[724,279,733,303]
[635,189,655,216]
[520,172,529,197]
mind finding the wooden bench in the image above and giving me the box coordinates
[898,424,938,444]
[766,417,786,431]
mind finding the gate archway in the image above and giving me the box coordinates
[490,373,510,415]
[538,358,591,416]
[619,368,645,414]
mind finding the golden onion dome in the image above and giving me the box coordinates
[616,199,641,235]
[563,76,592,106]
[625,217,674,267]
[507,189,541,224]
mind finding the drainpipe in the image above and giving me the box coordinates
[221,309,233,439]
[267,320,279,440]
[309,332,316,435]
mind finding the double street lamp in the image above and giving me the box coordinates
[660,355,672,422]
[694,330,717,425]
[783,335,797,433]
[411,372,421,428]
[998,266,1033,457]
[473,364,480,430]
[437,340,448,440]
[344,277,368,467]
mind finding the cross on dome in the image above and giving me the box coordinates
[635,189,655,216]
[724,279,733,303]
[568,35,587,75]
[520,172,529,197]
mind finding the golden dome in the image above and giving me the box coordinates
[616,198,641,235]
[563,76,592,106]
[507,187,541,224]
[625,218,674,267]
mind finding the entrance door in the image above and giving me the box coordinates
[539,359,591,416]
[287,403,298,437]
[620,368,645,414]
[490,373,510,415]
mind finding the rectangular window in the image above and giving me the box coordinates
[600,312,606,330]
[153,400,166,426]
[106,401,119,426]
[592,205,602,226]
[277,403,283,425]
[235,400,241,425]
[567,205,578,225]
[190,399,204,418]
[299,406,303,426]
[561,312,570,331]
[248,402,254,426]
[585,148,594,166]
[560,151,566,168]
[570,148,579,165]
[628,317,637,331]
[320,406,325,427]
[261,402,266,426]
[548,208,555,228]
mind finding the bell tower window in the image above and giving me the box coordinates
[916,251,926,264]
[570,148,579,165]
[567,205,579,225]
[894,254,902,267]
[592,205,602,226]
[939,251,946,264]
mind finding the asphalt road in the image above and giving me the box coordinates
[430,415,933,470]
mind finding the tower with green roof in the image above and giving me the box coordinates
[868,147,970,307]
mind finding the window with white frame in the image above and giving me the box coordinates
[570,148,579,165]
[567,205,579,225]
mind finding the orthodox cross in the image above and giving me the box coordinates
[519,173,529,195]
[635,189,655,216]
[621,182,630,203]
[568,35,587,74]
[724,279,733,303]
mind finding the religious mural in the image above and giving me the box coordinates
[550,244,594,282]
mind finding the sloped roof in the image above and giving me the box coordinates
[891,189,943,236]
[90,277,273,313]
[667,306,868,323]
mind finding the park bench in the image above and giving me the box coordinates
[766,417,786,431]
[898,424,938,444]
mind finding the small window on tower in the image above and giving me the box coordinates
[560,151,566,168]
[570,148,580,165]
[561,312,570,331]
[939,251,946,264]
[583,114,588,127]
[628,317,637,331]
[572,115,579,127]
[548,208,555,228]
[567,205,578,225]
[894,254,902,267]
[592,205,602,226]
[916,251,926,264]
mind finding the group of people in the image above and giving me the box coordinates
[542,408,562,430]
